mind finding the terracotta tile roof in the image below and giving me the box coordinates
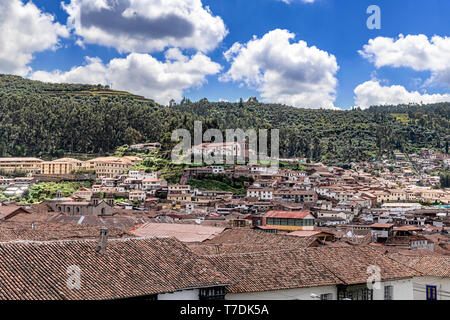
[0,222,133,242]
[0,237,229,300]
[207,250,343,293]
[48,213,147,229]
[370,223,395,229]
[207,246,419,294]
[188,228,320,255]
[395,225,423,232]
[288,230,324,237]
[264,210,312,219]
[0,205,31,220]
[131,223,226,243]
[205,228,318,247]
[389,253,450,277]
[303,247,419,285]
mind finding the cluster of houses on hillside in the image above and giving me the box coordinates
[0,146,449,300]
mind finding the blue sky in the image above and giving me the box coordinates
[2,0,450,109]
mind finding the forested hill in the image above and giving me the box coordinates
[0,74,449,166]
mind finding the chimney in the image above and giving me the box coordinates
[95,227,109,254]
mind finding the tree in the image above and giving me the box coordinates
[123,127,142,146]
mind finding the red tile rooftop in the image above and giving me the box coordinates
[264,210,311,219]
[0,237,229,300]
[131,223,226,243]
[370,223,395,229]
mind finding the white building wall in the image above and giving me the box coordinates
[158,289,200,300]
[372,279,414,300]
[226,280,414,300]
[411,276,450,300]
[226,285,337,300]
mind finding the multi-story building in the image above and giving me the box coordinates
[247,187,274,201]
[262,210,315,231]
[273,190,318,204]
[129,190,147,202]
[142,178,167,191]
[41,158,86,175]
[0,157,42,173]
[87,156,141,178]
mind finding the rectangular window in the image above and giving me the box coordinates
[384,285,393,300]
[199,287,226,300]
[320,293,333,300]
[426,285,437,300]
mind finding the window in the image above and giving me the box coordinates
[338,287,373,300]
[384,285,393,300]
[320,293,333,300]
[199,287,226,300]
[426,285,437,300]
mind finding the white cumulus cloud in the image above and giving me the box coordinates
[0,0,69,76]
[62,0,228,53]
[30,50,222,105]
[221,29,339,109]
[359,34,450,87]
[354,80,450,109]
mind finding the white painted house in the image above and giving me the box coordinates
[390,253,450,300]
[208,246,417,300]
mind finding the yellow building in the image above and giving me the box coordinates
[87,156,142,178]
[388,189,407,202]
[0,157,42,173]
[41,158,86,175]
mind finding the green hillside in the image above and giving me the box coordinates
[0,74,448,167]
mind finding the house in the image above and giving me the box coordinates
[273,190,318,204]
[132,223,226,242]
[142,178,167,191]
[41,158,86,175]
[370,223,395,242]
[129,190,146,202]
[191,142,244,159]
[385,235,432,251]
[169,184,191,193]
[0,157,42,173]
[128,171,158,179]
[390,253,450,300]
[247,187,273,201]
[207,246,417,300]
[0,234,229,300]
[263,210,315,231]
[87,156,141,178]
